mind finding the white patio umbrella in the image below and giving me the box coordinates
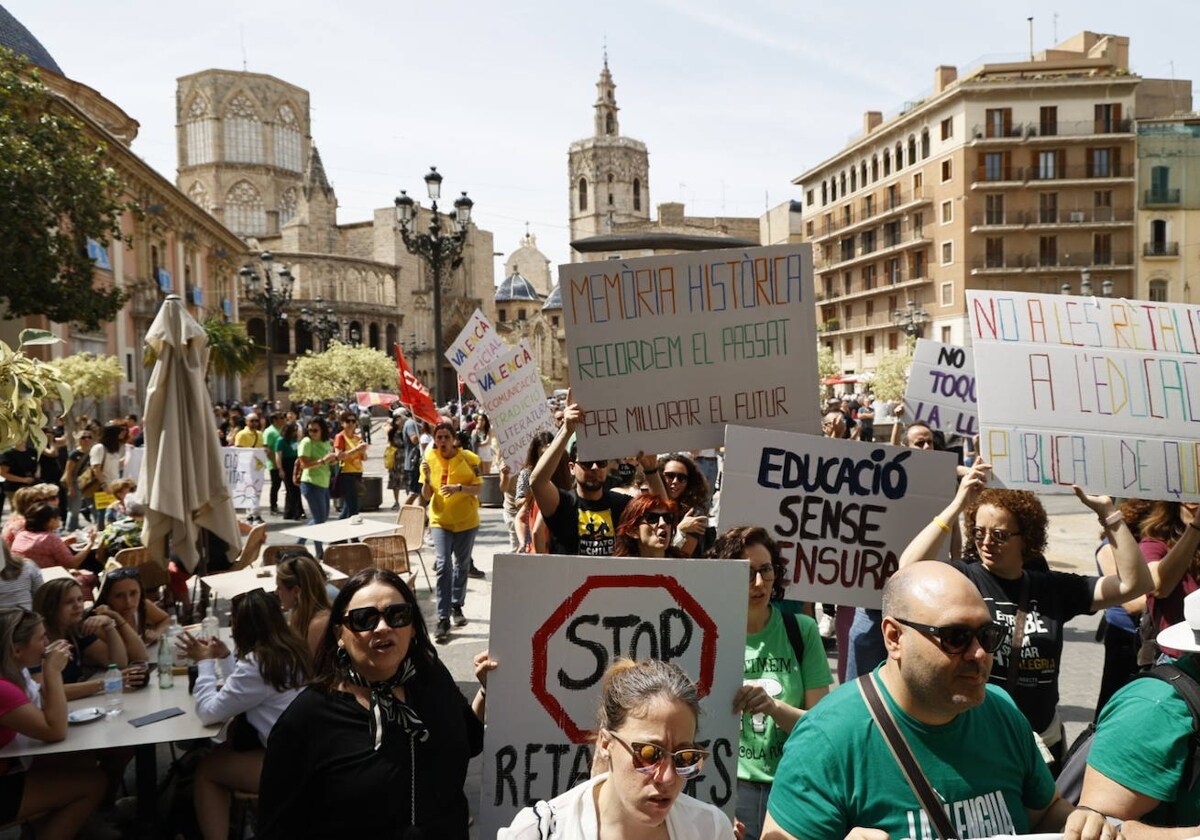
[138,295,242,572]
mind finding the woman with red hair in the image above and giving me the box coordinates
[612,495,686,559]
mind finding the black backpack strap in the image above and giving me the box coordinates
[781,610,805,665]
[1141,664,1200,792]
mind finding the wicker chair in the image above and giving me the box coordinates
[362,534,418,591]
[112,546,148,567]
[261,544,309,566]
[397,505,432,590]
[323,543,374,577]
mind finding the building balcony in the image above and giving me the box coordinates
[818,313,918,337]
[969,118,1133,145]
[818,230,931,274]
[970,252,1135,274]
[969,207,1134,232]
[816,271,931,306]
[971,163,1135,189]
[1143,188,1181,207]
[1143,242,1180,258]
[811,189,932,242]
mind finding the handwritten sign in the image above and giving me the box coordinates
[446,308,510,387]
[480,553,746,839]
[223,447,267,510]
[471,341,554,472]
[967,290,1200,501]
[718,425,956,608]
[904,339,977,438]
[558,244,818,459]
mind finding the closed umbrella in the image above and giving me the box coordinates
[138,295,242,571]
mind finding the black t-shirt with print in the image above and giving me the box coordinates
[545,488,631,556]
[950,559,1096,733]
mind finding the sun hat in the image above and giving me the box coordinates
[1157,589,1200,654]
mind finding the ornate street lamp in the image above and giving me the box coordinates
[395,167,474,405]
[892,299,930,337]
[300,296,341,350]
[239,251,294,405]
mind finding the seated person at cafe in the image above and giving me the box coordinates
[93,565,170,644]
[0,608,106,839]
[11,503,96,572]
[98,478,137,527]
[177,589,309,840]
[0,541,43,612]
[32,578,142,701]
[96,499,146,565]
[2,484,59,549]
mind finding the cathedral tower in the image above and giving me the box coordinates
[567,58,650,259]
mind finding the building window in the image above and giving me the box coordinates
[884,258,900,283]
[552,315,560,328]
[941,118,953,141]
[1149,219,1169,254]
[862,195,874,218]
[1095,103,1122,134]
[279,187,298,227]
[1089,147,1117,178]
[821,181,828,205]
[983,151,1008,181]
[866,300,874,319]
[1039,192,1058,224]
[185,97,214,165]
[633,178,642,211]
[806,189,814,206]
[1037,150,1059,180]
[1093,233,1113,265]
[841,172,848,195]
[941,200,953,224]
[605,113,614,135]
[844,338,854,355]
[941,241,953,265]
[941,325,952,344]
[1149,279,1168,302]
[865,335,876,354]
[940,282,953,306]
[895,141,904,169]
[830,179,837,201]
[941,160,952,182]
[863,265,877,289]
[985,108,1012,138]
[883,149,891,176]
[888,331,899,351]
[805,221,814,237]
[1094,190,1113,220]
[840,237,855,261]
[224,180,267,236]
[518,309,527,321]
[842,271,852,296]
[1149,166,1172,204]
[860,162,868,186]
[579,178,588,211]
[913,212,924,237]
[1040,106,1058,137]
[921,128,931,158]
[1039,235,1058,267]
[850,168,857,192]
[871,156,879,182]
[843,303,853,322]
[985,237,1004,268]
[887,184,900,209]
[908,136,917,164]
[861,230,876,254]
[224,94,263,164]
[911,250,926,278]
[274,104,302,172]
[607,173,614,206]
[884,221,900,247]
[498,310,507,323]
[985,194,1004,225]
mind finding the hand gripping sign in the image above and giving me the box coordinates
[480,554,746,840]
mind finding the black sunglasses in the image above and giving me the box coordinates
[641,511,677,527]
[894,617,1007,655]
[106,567,140,582]
[573,459,607,470]
[344,603,415,633]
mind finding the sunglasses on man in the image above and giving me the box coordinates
[894,617,1007,655]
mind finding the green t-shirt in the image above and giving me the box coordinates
[297,437,332,488]
[1088,656,1200,827]
[263,424,281,454]
[767,674,1055,839]
[740,607,832,782]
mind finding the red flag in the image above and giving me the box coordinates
[393,344,439,426]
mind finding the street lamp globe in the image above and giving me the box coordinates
[395,190,415,230]
[424,166,443,201]
[453,192,474,229]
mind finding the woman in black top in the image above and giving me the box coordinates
[258,568,486,838]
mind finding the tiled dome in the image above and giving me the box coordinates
[542,283,562,311]
[495,270,541,302]
[0,6,62,75]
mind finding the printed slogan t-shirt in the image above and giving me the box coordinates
[950,560,1096,734]
[740,608,832,783]
[767,676,1055,839]
[545,489,631,556]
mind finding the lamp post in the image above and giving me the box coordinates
[395,167,474,406]
[1061,267,1114,297]
[239,251,294,405]
[892,299,930,337]
[300,296,341,350]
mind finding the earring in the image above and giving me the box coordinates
[336,643,350,668]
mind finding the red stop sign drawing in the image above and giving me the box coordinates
[530,574,719,743]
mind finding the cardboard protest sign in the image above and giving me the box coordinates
[445,308,510,387]
[558,244,818,459]
[968,290,1200,501]
[470,341,554,472]
[904,339,977,438]
[719,425,956,608]
[480,554,746,839]
[223,447,267,510]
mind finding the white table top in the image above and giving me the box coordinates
[40,566,73,582]
[200,562,347,600]
[0,670,220,759]
[278,518,399,544]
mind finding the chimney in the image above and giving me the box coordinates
[863,111,883,134]
[934,65,958,93]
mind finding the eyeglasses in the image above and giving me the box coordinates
[343,603,415,633]
[971,527,1020,547]
[749,564,776,583]
[605,730,709,779]
[640,511,677,527]
[573,459,606,470]
[106,568,140,582]
[662,472,689,483]
[894,617,1008,655]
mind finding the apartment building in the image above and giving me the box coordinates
[1136,116,1200,303]
[795,32,1190,375]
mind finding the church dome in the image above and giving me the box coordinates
[542,283,562,311]
[496,270,542,303]
[0,5,63,74]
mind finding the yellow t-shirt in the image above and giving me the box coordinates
[334,431,365,474]
[233,428,264,448]
[420,448,482,532]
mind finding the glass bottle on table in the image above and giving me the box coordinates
[157,633,174,689]
[103,664,123,715]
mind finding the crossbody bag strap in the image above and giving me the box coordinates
[1007,574,1031,687]
[857,674,960,840]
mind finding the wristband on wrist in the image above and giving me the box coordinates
[933,515,952,534]
[478,685,487,697]
[1103,510,1124,528]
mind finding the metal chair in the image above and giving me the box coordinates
[397,505,432,590]
[363,534,418,591]
[261,544,308,566]
[323,543,374,577]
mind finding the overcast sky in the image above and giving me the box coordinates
[8,1,1200,280]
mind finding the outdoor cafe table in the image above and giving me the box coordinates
[278,518,399,544]
[199,561,348,600]
[0,657,222,835]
